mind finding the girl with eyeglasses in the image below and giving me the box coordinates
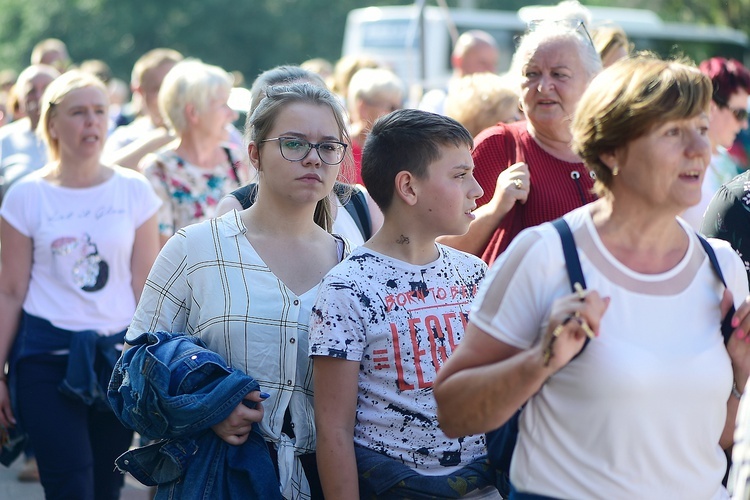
[121,83,353,499]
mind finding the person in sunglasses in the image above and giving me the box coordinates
[682,57,750,230]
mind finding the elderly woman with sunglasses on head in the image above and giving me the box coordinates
[440,0,601,265]
[434,53,750,499]
[682,57,750,231]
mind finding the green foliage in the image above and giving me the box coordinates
[0,0,745,84]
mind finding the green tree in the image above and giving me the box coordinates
[0,0,746,85]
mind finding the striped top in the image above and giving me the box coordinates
[472,121,597,264]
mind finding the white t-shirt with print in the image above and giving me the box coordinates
[309,244,488,475]
[471,205,747,499]
[0,167,161,334]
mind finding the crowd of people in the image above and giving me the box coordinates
[1,0,750,498]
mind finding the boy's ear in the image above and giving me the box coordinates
[394,170,418,206]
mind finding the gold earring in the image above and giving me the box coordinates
[612,165,619,176]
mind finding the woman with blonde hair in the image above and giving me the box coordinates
[139,59,249,246]
[0,70,160,499]
[444,72,519,137]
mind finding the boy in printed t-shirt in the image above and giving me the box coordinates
[310,109,500,499]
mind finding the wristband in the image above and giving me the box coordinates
[733,382,743,400]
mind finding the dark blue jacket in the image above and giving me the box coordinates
[108,331,281,499]
[2,312,123,465]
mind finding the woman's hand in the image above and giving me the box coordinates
[0,379,16,429]
[537,286,610,374]
[490,162,530,215]
[211,390,268,445]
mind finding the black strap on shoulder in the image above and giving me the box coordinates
[231,183,258,210]
[333,183,371,240]
[552,218,586,291]
[230,182,372,240]
[697,234,735,345]
[551,217,591,354]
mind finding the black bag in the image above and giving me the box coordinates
[486,218,735,497]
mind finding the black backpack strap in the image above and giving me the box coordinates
[697,234,735,345]
[230,183,258,210]
[551,217,591,353]
[334,183,372,240]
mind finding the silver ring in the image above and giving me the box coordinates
[513,179,523,189]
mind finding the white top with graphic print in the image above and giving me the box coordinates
[310,244,488,474]
[1,166,160,334]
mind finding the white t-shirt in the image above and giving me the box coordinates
[471,205,747,499]
[0,118,49,190]
[0,167,161,334]
[309,244,488,475]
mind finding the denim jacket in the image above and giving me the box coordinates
[1,312,124,465]
[108,331,281,499]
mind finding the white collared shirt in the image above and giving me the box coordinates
[127,209,349,499]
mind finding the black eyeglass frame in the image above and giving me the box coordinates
[260,137,348,165]
[714,97,749,123]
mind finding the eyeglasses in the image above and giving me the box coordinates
[714,95,749,122]
[260,137,348,165]
[526,18,595,49]
[719,104,749,123]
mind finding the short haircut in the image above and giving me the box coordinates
[15,64,60,92]
[511,1,601,89]
[444,73,519,137]
[130,48,183,88]
[362,109,473,211]
[591,24,631,65]
[246,82,352,232]
[78,59,112,84]
[572,53,711,197]
[452,30,497,59]
[698,57,750,107]
[248,65,326,116]
[39,70,108,161]
[347,67,403,108]
[330,55,381,98]
[30,38,68,66]
[158,59,233,133]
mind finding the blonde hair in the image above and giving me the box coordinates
[572,53,711,197]
[158,59,233,133]
[131,48,183,88]
[38,70,107,161]
[347,68,403,107]
[591,24,631,67]
[444,73,519,137]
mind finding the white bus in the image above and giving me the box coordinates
[342,5,749,93]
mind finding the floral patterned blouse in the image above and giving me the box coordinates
[141,147,248,239]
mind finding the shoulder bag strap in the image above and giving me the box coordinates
[334,183,371,240]
[551,217,591,354]
[697,234,735,345]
